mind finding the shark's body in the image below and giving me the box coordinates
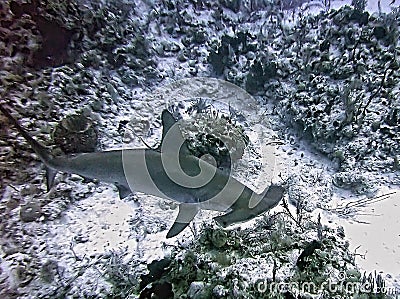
[0,104,284,237]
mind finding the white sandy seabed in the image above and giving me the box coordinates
[310,0,400,292]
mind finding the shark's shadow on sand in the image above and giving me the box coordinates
[0,104,285,238]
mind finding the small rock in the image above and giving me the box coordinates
[20,185,41,196]
[1,242,20,256]
[12,265,33,287]
[6,198,19,210]
[212,284,228,298]
[189,66,197,75]
[74,233,89,243]
[91,99,104,112]
[106,83,120,103]
[220,0,241,13]
[332,171,376,195]
[188,60,196,67]
[188,281,207,299]
[20,201,42,222]
[373,26,387,40]
[210,229,228,248]
[177,52,188,62]
[40,259,58,283]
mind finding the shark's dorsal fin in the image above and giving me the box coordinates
[158,110,191,155]
[161,110,177,142]
[166,203,199,238]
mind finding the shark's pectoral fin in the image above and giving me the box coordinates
[115,184,132,199]
[166,222,189,239]
[45,166,58,191]
[214,185,285,228]
[166,203,199,238]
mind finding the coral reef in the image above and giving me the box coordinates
[139,213,371,298]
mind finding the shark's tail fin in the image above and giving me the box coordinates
[0,104,58,190]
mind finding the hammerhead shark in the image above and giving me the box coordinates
[0,104,284,238]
